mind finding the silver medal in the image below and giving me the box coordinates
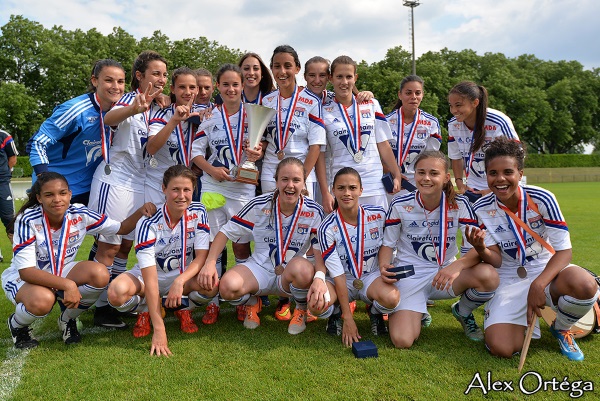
[353,151,363,163]
[104,164,111,175]
[148,157,158,168]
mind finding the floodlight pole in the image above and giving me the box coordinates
[403,0,421,75]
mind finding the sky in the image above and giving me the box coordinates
[1,0,599,74]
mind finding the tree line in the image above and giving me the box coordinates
[1,15,599,154]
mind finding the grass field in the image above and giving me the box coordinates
[0,182,598,401]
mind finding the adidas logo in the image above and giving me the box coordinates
[408,221,419,228]
[333,118,339,122]
[494,225,506,233]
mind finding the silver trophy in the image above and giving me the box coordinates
[236,103,276,185]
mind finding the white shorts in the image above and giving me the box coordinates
[327,270,381,304]
[2,262,78,305]
[206,197,249,241]
[483,266,567,339]
[359,194,388,211]
[240,257,293,297]
[144,184,165,206]
[393,268,456,314]
[126,264,180,296]
[89,180,145,243]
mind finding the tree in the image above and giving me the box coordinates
[0,82,42,152]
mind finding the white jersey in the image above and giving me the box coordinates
[383,192,477,269]
[317,205,386,279]
[93,90,161,192]
[220,193,324,272]
[261,88,326,185]
[473,185,571,280]
[190,106,255,201]
[386,108,442,183]
[9,204,121,273]
[145,104,200,193]
[135,202,210,280]
[322,97,392,197]
[447,108,519,191]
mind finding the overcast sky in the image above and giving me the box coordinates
[2,0,599,74]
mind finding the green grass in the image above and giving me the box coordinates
[0,182,598,401]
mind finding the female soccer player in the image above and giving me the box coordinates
[379,151,499,348]
[320,55,402,212]
[191,64,261,324]
[260,45,326,197]
[3,172,153,348]
[108,165,213,356]
[447,81,519,202]
[387,75,441,191]
[88,51,167,328]
[28,59,125,204]
[198,157,324,335]
[238,52,274,104]
[467,137,599,361]
[146,67,198,204]
[308,167,401,346]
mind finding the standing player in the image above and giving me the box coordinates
[379,151,499,348]
[108,166,213,356]
[239,52,274,104]
[198,157,324,335]
[320,55,402,213]
[387,75,441,193]
[467,138,599,361]
[0,128,18,263]
[308,167,401,345]
[447,81,519,202]
[191,64,261,324]
[27,59,126,205]
[3,172,153,348]
[88,51,168,328]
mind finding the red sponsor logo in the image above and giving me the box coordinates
[70,216,82,225]
[300,211,314,218]
[298,96,313,105]
[367,213,382,222]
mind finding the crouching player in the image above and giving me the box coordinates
[108,166,215,356]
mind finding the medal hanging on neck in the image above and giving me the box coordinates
[164,204,188,274]
[337,97,365,163]
[41,210,71,276]
[96,93,113,175]
[418,191,449,267]
[273,194,303,275]
[498,186,529,278]
[275,86,300,161]
[221,102,245,175]
[396,108,421,171]
[335,206,365,290]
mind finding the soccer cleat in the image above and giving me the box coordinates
[305,309,318,323]
[550,322,584,361]
[421,313,432,328]
[349,301,357,315]
[58,318,81,345]
[94,305,127,329]
[8,314,39,349]
[243,298,262,329]
[202,303,220,325]
[367,306,388,336]
[174,310,199,334]
[326,311,342,336]
[274,299,292,321]
[132,312,151,338]
[236,305,246,321]
[451,302,484,341]
[288,309,308,335]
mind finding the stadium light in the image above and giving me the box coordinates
[403,0,421,75]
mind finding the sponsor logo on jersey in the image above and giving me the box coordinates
[70,216,83,225]
[494,225,507,233]
[325,107,335,113]
[528,215,543,229]
[157,238,166,245]
[408,221,419,228]
[403,206,414,212]
[484,125,497,131]
[417,119,431,126]
[298,96,313,105]
[367,213,382,222]
[300,211,314,218]
[369,227,379,239]
[262,208,271,215]
[487,210,497,217]
[361,111,372,119]
[297,224,309,235]
[293,109,305,118]
[87,116,99,123]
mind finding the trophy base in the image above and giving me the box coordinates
[236,167,259,185]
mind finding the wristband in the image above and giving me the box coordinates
[313,271,326,283]
[455,178,463,181]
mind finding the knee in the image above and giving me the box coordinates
[107,279,132,306]
[390,332,415,349]
[478,264,500,290]
[576,278,599,300]
[26,290,55,315]
[486,338,517,359]
[380,288,401,309]
[285,259,313,286]
[218,275,241,300]
[89,263,110,288]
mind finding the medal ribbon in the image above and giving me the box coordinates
[417,191,449,267]
[498,186,528,266]
[335,206,365,279]
[221,103,245,166]
[275,86,300,154]
[164,204,188,274]
[242,90,261,104]
[41,210,70,276]
[174,118,189,166]
[95,93,112,165]
[464,129,478,180]
[273,195,304,267]
[397,108,421,169]
[337,97,363,156]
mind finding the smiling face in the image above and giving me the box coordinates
[330,63,357,103]
[37,179,72,222]
[332,173,362,214]
[414,157,450,199]
[275,163,305,209]
[240,56,262,90]
[171,74,198,106]
[399,81,423,115]
[163,176,194,216]
[448,93,478,126]
[305,61,329,95]
[217,70,243,108]
[271,52,300,94]
[137,60,168,94]
[486,156,523,207]
[92,66,125,109]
